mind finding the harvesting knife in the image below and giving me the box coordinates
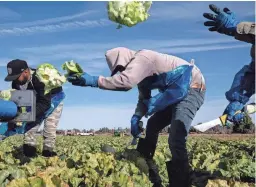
[193,103,256,132]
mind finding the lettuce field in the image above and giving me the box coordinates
[0,135,255,187]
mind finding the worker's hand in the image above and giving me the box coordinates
[131,115,142,138]
[67,73,99,87]
[203,4,239,36]
[223,101,244,124]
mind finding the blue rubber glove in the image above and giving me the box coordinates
[67,73,99,87]
[223,101,245,124]
[131,115,142,138]
[203,4,239,36]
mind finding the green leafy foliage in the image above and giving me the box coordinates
[0,135,254,187]
[62,60,84,77]
[36,63,66,95]
[0,89,15,101]
[233,112,255,133]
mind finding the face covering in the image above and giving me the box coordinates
[18,75,32,90]
[19,78,29,85]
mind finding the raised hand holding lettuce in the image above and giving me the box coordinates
[107,1,152,29]
[36,63,66,95]
[63,60,99,87]
[62,60,84,77]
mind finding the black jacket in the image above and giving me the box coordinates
[12,69,63,121]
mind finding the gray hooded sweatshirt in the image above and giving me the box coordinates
[98,47,206,117]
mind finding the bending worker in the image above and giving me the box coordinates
[4,59,65,158]
[203,4,255,124]
[67,47,206,187]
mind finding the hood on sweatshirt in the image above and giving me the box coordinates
[105,47,136,76]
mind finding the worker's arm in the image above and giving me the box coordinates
[203,5,255,43]
[134,86,151,118]
[67,54,155,91]
[234,22,255,44]
[98,55,154,91]
[33,77,51,120]
[223,61,255,123]
[0,99,17,120]
[234,22,255,61]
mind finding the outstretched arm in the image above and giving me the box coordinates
[203,4,255,44]
[67,55,155,91]
[130,86,151,138]
[134,86,152,118]
[223,62,255,123]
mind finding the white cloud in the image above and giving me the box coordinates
[1,2,254,37]
[1,37,249,73]
[0,6,109,36]
[161,44,249,54]
[18,38,238,53]
[0,19,110,36]
[0,10,98,28]
[0,6,21,21]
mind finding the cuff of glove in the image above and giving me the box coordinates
[222,27,237,36]
[134,113,143,119]
[225,91,249,104]
[132,114,142,120]
[90,76,99,87]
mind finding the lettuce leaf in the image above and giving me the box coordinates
[62,60,84,77]
[0,89,15,101]
[36,63,66,95]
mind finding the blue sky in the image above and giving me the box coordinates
[0,1,255,130]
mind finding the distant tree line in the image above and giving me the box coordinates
[55,112,254,135]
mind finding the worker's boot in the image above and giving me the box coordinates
[166,160,191,187]
[23,144,37,158]
[137,138,163,187]
[42,146,57,157]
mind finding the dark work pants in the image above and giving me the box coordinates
[144,88,205,161]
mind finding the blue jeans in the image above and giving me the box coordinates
[144,88,205,161]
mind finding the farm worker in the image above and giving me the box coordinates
[203,4,255,124]
[67,47,206,187]
[4,59,65,157]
